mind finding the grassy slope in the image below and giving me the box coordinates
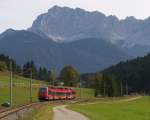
[69,96,150,120]
[0,71,45,84]
[0,71,46,106]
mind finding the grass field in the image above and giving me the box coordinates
[0,72,47,107]
[69,96,150,120]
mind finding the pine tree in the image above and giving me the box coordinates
[47,70,56,84]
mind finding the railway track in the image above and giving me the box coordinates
[0,98,89,119]
[0,102,41,119]
[0,99,78,119]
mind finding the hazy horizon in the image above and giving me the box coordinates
[0,0,149,33]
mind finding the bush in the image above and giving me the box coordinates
[0,61,7,71]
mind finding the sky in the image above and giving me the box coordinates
[0,0,149,33]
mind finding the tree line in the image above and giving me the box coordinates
[81,53,150,97]
[0,54,79,86]
[103,53,150,95]
[4,53,149,97]
[81,72,121,97]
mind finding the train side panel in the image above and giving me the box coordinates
[38,86,76,101]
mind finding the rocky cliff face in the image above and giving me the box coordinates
[29,6,124,43]
[29,6,149,47]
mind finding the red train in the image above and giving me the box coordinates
[38,86,76,101]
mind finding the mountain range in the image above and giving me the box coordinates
[29,6,150,47]
[1,6,150,73]
[29,6,150,56]
[0,29,128,73]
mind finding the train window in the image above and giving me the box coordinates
[39,88,47,93]
[67,93,71,96]
[48,91,55,95]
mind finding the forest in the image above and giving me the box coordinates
[81,54,150,96]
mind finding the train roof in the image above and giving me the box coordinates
[48,86,75,89]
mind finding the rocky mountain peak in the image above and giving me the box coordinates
[29,6,150,48]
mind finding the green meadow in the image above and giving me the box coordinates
[0,71,46,106]
[69,96,150,120]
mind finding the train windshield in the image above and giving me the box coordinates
[56,92,66,96]
[39,88,47,93]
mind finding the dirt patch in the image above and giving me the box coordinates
[53,105,89,120]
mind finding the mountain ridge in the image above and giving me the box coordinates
[0,30,129,73]
[29,6,148,46]
[1,6,150,73]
